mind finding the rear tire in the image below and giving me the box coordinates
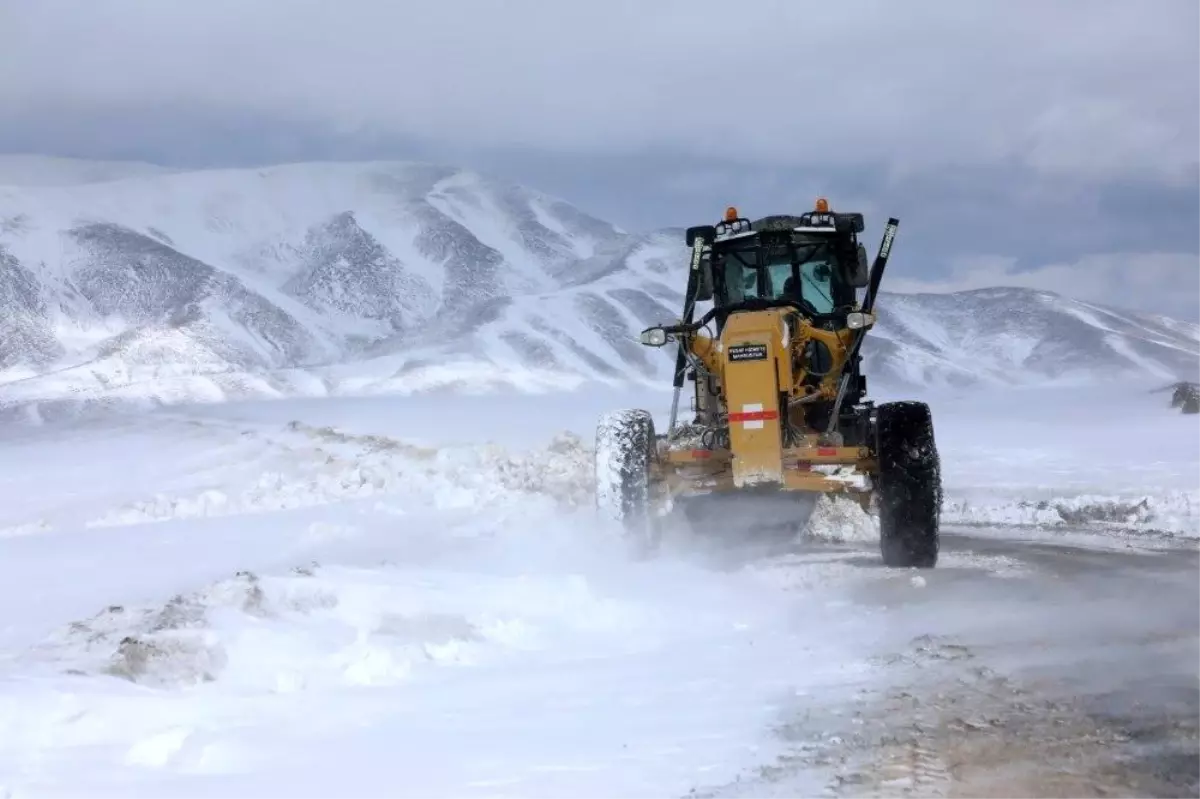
[874,401,941,568]
[595,409,661,554]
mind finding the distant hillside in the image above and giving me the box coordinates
[0,157,1195,421]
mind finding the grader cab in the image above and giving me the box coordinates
[594,200,942,568]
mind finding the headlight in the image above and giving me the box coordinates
[640,328,668,346]
[846,311,876,330]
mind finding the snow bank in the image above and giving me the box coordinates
[87,422,595,528]
[78,416,890,550]
[942,490,1199,540]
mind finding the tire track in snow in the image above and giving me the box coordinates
[696,634,1131,798]
[696,592,1198,798]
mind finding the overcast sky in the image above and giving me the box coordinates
[3,0,1197,319]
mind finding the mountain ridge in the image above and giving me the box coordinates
[0,157,1195,421]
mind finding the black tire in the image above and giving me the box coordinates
[595,409,661,552]
[874,401,942,568]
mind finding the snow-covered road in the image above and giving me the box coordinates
[0,384,1195,797]
[704,532,1199,797]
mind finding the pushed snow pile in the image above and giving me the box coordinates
[1160,380,1200,414]
[800,494,880,543]
[87,423,595,527]
[943,490,1199,539]
[25,562,650,691]
[0,520,51,538]
[29,570,312,687]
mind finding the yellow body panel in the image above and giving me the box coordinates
[656,445,873,497]
[718,310,789,487]
[670,305,873,496]
[794,322,850,397]
[690,334,722,375]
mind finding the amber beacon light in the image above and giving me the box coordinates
[724,206,739,221]
[815,197,829,212]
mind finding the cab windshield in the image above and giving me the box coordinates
[716,243,836,314]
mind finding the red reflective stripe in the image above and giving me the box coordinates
[792,461,812,471]
[728,410,778,422]
[817,447,838,456]
[690,449,711,459]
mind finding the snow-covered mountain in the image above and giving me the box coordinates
[864,289,1198,388]
[0,157,1195,420]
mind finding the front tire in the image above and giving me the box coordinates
[874,401,941,568]
[595,409,661,553]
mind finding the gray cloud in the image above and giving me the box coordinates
[2,0,1196,322]
[4,0,1197,183]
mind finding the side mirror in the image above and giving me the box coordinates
[639,327,669,347]
[847,243,871,287]
[685,225,716,247]
[846,311,876,330]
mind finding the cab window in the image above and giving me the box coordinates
[797,259,835,314]
[714,244,837,313]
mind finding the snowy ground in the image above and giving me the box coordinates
[919,383,1200,546]
[0,381,1196,796]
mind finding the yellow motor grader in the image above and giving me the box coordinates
[594,201,942,568]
